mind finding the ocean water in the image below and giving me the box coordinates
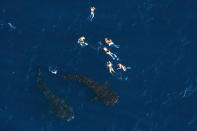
[0,0,197,131]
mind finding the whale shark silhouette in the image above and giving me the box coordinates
[59,74,119,106]
[36,66,74,121]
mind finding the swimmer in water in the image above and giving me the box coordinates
[107,61,115,74]
[105,38,120,48]
[89,7,96,22]
[78,36,88,47]
[117,63,132,71]
[103,47,119,61]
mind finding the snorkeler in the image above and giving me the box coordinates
[89,7,95,22]
[105,38,120,48]
[117,63,131,71]
[78,36,88,47]
[103,47,119,61]
[107,61,115,74]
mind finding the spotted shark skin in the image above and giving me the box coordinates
[59,74,119,106]
[36,67,74,121]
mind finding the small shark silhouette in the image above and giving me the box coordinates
[59,74,119,106]
[36,66,74,121]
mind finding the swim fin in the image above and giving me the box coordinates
[127,67,132,69]
[114,45,120,48]
[89,14,93,22]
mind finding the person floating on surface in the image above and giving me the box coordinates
[107,61,115,74]
[117,63,131,71]
[89,7,95,22]
[78,36,88,47]
[103,47,119,61]
[105,38,120,48]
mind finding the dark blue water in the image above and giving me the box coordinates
[1,0,197,130]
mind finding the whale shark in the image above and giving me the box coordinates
[36,66,74,121]
[59,74,119,106]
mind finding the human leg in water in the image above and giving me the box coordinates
[111,71,128,81]
[89,14,94,22]
[80,42,88,46]
[112,54,119,61]
[113,44,120,48]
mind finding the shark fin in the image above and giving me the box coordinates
[104,80,110,88]
[90,95,98,101]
